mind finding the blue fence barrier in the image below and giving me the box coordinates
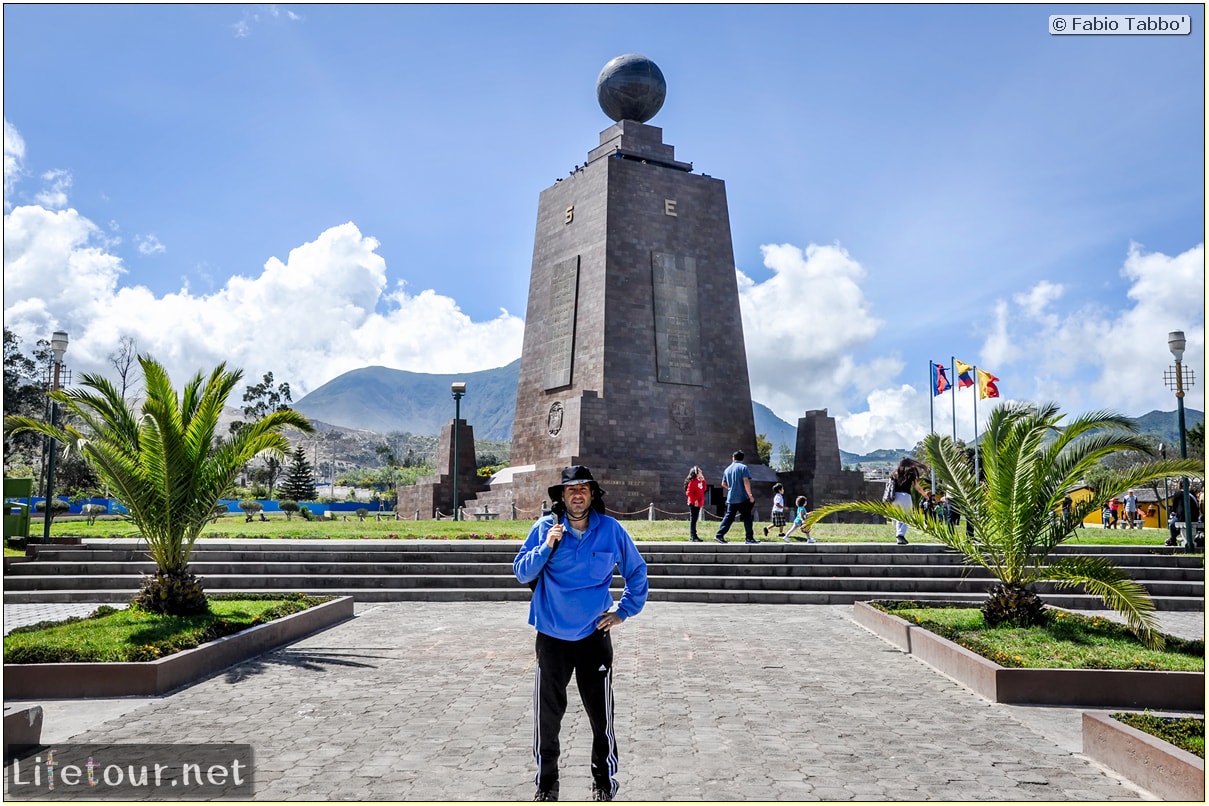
[4,498,395,518]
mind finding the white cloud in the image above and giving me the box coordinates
[34,169,72,210]
[3,208,525,398]
[740,240,1204,454]
[738,242,900,420]
[980,299,1017,368]
[233,6,303,37]
[984,243,1205,416]
[4,119,26,206]
[136,235,166,255]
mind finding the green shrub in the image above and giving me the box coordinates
[1114,712,1205,758]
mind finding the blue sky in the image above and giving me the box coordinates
[3,4,1204,452]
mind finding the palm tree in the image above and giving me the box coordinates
[5,357,313,615]
[805,401,1203,649]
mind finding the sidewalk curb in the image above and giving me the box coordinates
[1083,711,1205,801]
[4,596,354,698]
[852,601,1204,709]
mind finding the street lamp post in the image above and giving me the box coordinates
[451,382,466,521]
[1165,331,1197,554]
[1158,443,1170,529]
[42,330,69,544]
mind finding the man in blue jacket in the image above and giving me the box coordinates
[514,466,649,802]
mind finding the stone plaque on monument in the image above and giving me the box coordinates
[544,256,580,391]
[652,252,703,386]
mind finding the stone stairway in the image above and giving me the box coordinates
[4,539,1203,610]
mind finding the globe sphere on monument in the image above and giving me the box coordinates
[595,53,666,124]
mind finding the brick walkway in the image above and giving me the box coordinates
[5,601,1202,800]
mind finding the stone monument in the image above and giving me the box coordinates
[778,409,884,523]
[501,54,777,517]
[396,418,488,519]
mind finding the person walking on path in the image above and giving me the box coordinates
[715,451,758,544]
[763,483,787,538]
[1123,490,1139,529]
[514,466,650,802]
[1108,497,1120,529]
[685,466,706,542]
[888,458,927,545]
[781,495,814,543]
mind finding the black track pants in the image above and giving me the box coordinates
[532,629,618,797]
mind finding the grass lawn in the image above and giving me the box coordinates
[1113,712,1205,758]
[44,515,1190,546]
[3,594,329,664]
[878,604,1205,671]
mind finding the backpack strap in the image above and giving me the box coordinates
[527,515,562,591]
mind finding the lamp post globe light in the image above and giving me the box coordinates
[1165,330,1197,554]
[42,330,69,544]
[451,382,467,521]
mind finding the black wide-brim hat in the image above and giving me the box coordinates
[547,465,604,501]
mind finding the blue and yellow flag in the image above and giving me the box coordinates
[954,359,975,388]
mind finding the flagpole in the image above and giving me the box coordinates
[929,361,936,492]
[973,366,981,483]
[950,357,957,443]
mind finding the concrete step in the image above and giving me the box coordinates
[9,559,1203,582]
[7,540,1201,610]
[22,548,1204,573]
[5,572,1202,601]
[5,587,1205,611]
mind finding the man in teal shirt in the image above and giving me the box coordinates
[514,466,649,802]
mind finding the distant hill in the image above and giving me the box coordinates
[753,402,797,451]
[294,360,520,440]
[298,363,804,451]
[1131,409,1204,450]
[839,447,909,467]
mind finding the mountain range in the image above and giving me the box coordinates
[293,362,1203,463]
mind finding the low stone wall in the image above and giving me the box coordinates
[3,705,43,759]
[852,601,1204,709]
[1083,711,1205,801]
[4,597,355,698]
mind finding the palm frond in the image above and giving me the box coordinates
[7,356,311,579]
[1039,556,1163,649]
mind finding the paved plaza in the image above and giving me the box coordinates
[4,601,1204,801]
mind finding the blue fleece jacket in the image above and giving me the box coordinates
[514,511,649,641]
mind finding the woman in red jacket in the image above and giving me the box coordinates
[685,466,707,542]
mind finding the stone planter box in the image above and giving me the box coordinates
[853,601,1204,710]
[4,596,354,698]
[1083,711,1205,801]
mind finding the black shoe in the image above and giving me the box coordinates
[591,785,613,802]
[763,525,769,536]
[535,789,558,801]
[896,537,909,545]
[745,538,760,544]
[689,536,703,542]
[1164,538,1177,546]
[714,535,728,544]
